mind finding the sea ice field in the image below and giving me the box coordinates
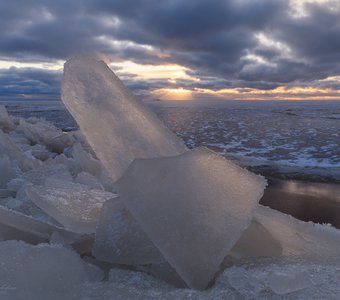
[3,98,340,182]
[0,55,339,299]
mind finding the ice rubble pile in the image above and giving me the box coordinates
[0,55,339,298]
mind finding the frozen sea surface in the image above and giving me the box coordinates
[1,99,340,181]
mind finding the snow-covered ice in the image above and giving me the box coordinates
[115,147,267,289]
[61,54,187,182]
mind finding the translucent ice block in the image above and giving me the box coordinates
[115,147,267,289]
[255,205,340,257]
[61,54,187,182]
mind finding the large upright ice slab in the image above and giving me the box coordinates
[61,54,187,182]
[115,147,267,290]
[26,185,117,234]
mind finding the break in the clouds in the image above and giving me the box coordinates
[0,0,340,100]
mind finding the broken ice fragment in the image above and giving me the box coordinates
[71,143,104,177]
[23,164,73,185]
[0,105,15,132]
[93,198,164,265]
[75,172,104,190]
[0,129,22,161]
[0,204,92,253]
[0,240,103,299]
[226,267,264,296]
[255,205,340,257]
[115,147,267,290]
[26,185,118,234]
[0,155,16,188]
[61,54,187,182]
[11,184,59,224]
[18,118,73,153]
[265,270,311,295]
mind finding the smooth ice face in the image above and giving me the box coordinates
[115,147,267,290]
[26,185,117,234]
[255,205,340,257]
[92,198,164,265]
[0,241,103,300]
[230,220,282,259]
[61,54,187,182]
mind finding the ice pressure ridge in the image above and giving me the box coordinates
[0,54,339,297]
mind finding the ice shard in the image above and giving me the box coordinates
[115,147,267,290]
[92,198,164,265]
[0,105,15,132]
[0,155,16,188]
[0,130,23,161]
[255,205,340,257]
[61,54,187,182]
[26,185,117,234]
[0,205,92,252]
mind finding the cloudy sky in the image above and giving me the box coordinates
[1,0,340,101]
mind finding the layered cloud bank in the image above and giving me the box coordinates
[0,0,340,100]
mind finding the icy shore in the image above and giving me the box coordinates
[0,116,338,298]
[0,54,339,299]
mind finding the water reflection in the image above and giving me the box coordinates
[261,179,340,229]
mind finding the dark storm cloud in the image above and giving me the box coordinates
[0,0,340,99]
[0,67,60,100]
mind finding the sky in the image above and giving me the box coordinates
[0,0,340,101]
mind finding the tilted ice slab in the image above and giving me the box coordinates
[26,185,118,234]
[0,240,103,300]
[61,54,187,182]
[93,200,281,267]
[0,105,15,132]
[93,198,164,265]
[0,205,92,253]
[115,147,267,290]
[255,205,340,257]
